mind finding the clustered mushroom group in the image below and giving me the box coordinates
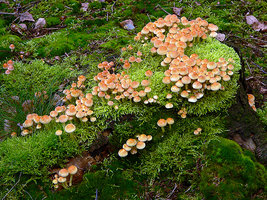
[20,75,96,137]
[2,59,14,74]
[118,134,152,157]
[247,94,256,111]
[52,165,78,189]
[157,118,174,133]
[193,127,202,135]
[134,15,236,104]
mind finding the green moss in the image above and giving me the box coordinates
[199,138,266,200]
[0,59,74,97]
[46,17,61,27]
[46,161,140,200]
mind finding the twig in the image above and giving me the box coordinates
[251,61,267,74]
[95,189,98,200]
[111,0,118,13]
[106,12,108,21]
[147,14,151,22]
[0,12,16,15]
[184,185,192,193]
[23,190,33,200]
[244,59,252,74]
[154,4,171,15]
[2,172,22,200]
[167,183,177,198]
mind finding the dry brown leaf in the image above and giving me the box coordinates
[20,12,35,22]
[173,7,183,16]
[120,19,135,30]
[246,15,267,32]
[81,3,89,11]
[216,33,225,41]
[245,15,258,25]
[35,18,46,29]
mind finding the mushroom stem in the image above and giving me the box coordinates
[69,174,73,186]
[161,127,165,133]
[61,182,68,189]
[58,135,63,144]
[169,124,172,130]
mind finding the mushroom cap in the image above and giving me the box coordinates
[118,149,128,157]
[192,81,202,89]
[130,147,138,155]
[58,115,68,123]
[59,169,69,177]
[65,124,76,133]
[141,80,150,87]
[166,118,174,125]
[145,70,153,77]
[181,90,189,98]
[58,177,66,183]
[40,115,52,124]
[188,96,197,103]
[157,46,168,55]
[157,119,167,127]
[68,165,78,175]
[136,141,146,150]
[165,103,173,109]
[123,144,132,151]
[23,119,33,128]
[126,138,137,147]
[138,134,147,142]
[211,82,221,91]
[146,135,153,141]
[55,130,62,136]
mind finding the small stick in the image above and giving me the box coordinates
[154,4,171,15]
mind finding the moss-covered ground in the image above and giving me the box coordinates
[0,0,266,199]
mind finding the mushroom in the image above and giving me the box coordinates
[166,118,174,129]
[55,130,63,143]
[68,165,78,186]
[157,119,167,133]
[118,149,128,157]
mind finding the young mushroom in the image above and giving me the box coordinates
[68,165,78,186]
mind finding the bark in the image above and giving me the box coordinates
[227,47,267,165]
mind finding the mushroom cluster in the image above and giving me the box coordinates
[20,75,96,137]
[52,165,78,189]
[247,94,256,111]
[193,127,202,135]
[178,107,187,118]
[118,134,152,157]
[2,60,14,75]
[134,15,236,103]
[157,118,174,133]
[93,64,155,106]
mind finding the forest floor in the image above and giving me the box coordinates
[0,0,266,199]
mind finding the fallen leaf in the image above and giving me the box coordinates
[245,15,258,25]
[120,20,135,31]
[251,21,267,32]
[173,7,182,16]
[81,3,89,12]
[216,33,225,41]
[35,18,46,29]
[19,12,35,22]
[18,23,27,31]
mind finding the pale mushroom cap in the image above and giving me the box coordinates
[165,103,173,109]
[130,147,138,155]
[40,115,52,124]
[23,119,33,128]
[118,149,128,157]
[147,135,153,141]
[59,115,69,123]
[50,111,58,118]
[58,177,66,183]
[188,96,197,103]
[181,90,189,98]
[68,165,78,175]
[123,144,132,151]
[192,81,202,89]
[126,138,137,147]
[59,168,69,177]
[157,119,167,127]
[166,118,174,125]
[136,141,146,150]
[55,130,62,136]
[138,134,147,142]
[65,124,76,133]
[211,82,221,91]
